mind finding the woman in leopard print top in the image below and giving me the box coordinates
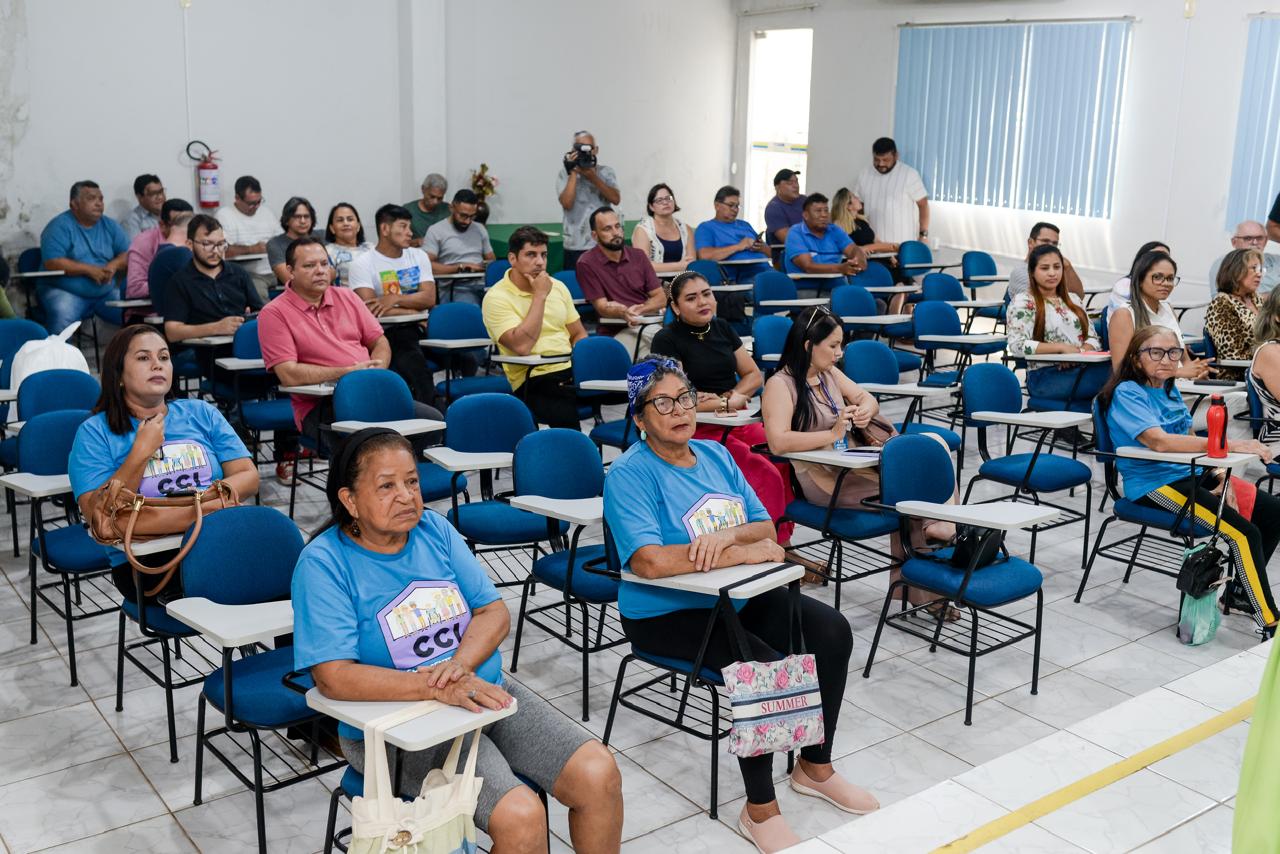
[1205,248,1264,379]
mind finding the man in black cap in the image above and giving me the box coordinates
[764,169,806,247]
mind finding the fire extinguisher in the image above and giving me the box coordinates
[186,140,220,209]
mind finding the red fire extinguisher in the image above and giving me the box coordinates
[186,140,220,209]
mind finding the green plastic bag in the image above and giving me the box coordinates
[1234,639,1280,852]
[1177,589,1222,646]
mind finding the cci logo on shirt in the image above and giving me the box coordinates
[377,580,472,670]
[139,442,215,497]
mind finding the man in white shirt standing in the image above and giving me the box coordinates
[854,137,930,246]
[215,175,281,300]
[347,203,440,406]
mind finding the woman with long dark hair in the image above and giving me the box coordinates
[69,324,259,600]
[323,202,371,287]
[1006,244,1105,408]
[1100,325,1278,632]
[761,306,955,607]
[1107,240,1169,309]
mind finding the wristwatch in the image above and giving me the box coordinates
[919,230,929,238]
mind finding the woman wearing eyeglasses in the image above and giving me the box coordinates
[1207,248,1266,380]
[632,183,695,273]
[1100,326,1278,633]
[1006,244,1105,409]
[604,356,877,852]
[268,196,319,285]
[1106,240,1169,310]
[761,307,956,605]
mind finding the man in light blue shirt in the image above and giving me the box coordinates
[694,185,770,282]
[1208,221,1280,297]
[783,193,866,281]
[39,180,130,333]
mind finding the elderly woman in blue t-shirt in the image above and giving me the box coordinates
[1100,325,1279,631]
[71,325,259,600]
[291,428,622,853]
[604,356,877,854]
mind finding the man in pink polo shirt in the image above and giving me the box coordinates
[259,236,392,440]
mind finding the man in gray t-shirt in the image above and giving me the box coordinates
[556,130,621,271]
[424,189,496,306]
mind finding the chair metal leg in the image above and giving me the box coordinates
[161,639,179,763]
[63,575,78,686]
[1080,483,1092,570]
[1076,516,1114,602]
[194,694,207,804]
[251,730,268,854]
[1031,590,1043,695]
[601,657,630,747]
[7,487,17,558]
[1122,527,1146,584]
[510,576,533,673]
[709,686,720,821]
[115,610,126,712]
[928,598,949,654]
[862,581,901,678]
[964,607,979,726]
[323,784,344,854]
[579,601,591,722]
[28,546,37,645]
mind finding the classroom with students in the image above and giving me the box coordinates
[3,1,1280,852]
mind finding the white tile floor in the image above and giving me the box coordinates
[0,362,1274,852]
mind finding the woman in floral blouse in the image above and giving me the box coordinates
[1207,248,1264,380]
[1007,244,1107,409]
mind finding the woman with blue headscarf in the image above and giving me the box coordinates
[604,356,876,854]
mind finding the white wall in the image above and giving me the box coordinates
[736,0,1280,291]
[0,0,736,257]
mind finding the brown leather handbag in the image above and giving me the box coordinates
[853,414,899,447]
[88,479,239,597]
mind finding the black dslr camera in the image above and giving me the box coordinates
[566,142,596,171]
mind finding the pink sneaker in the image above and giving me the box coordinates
[737,806,801,854]
[789,764,879,814]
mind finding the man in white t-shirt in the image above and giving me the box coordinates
[347,204,440,404]
[214,175,281,299]
[853,137,929,246]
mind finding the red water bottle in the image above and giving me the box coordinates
[1206,394,1228,458]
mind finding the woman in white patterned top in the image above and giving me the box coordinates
[323,202,372,288]
[1250,287,1280,447]
[1007,244,1107,409]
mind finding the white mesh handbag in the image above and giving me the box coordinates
[349,700,484,854]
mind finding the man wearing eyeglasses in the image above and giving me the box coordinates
[1007,222,1084,299]
[425,189,496,306]
[1209,221,1280,297]
[557,131,621,272]
[695,185,771,283]
[120,174,166,240]
[163,214,263,344]
[215,175,281,299]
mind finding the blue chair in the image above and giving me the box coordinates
[688,259,727,285]
[751,314,792,373]
[0,319,50,423]
[958,363,1093,567]
[573,336,637,453]
[424,303,510,402]
[851,263,894,289]
[1077,399,1219,602]
[898,240,960,278]
[553,269,596,326]
[863,434,1045,725]
[183,506,344,854]
[1202,329,1218,361]
[222,320,295,467]
[331,369,465,506]
[510,430,622,721]
[22,409,123,687]
[960,251,1010,326]
[1245,378,1280,494]
[913,301,1005,386]
[752,269,801,317]
[484,259,511,287]
[843,340,959,450]
[443,394,567,586]
[832,283,921,377]
[921,272,966,302]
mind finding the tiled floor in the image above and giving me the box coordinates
[0,372,1274,852]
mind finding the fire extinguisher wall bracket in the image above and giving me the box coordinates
[186,140,220,209]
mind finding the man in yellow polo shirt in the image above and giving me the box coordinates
[482,226,588,427]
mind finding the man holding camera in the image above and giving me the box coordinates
[556,130,621,272]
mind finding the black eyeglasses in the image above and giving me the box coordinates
[1139,346,1185,362]
[640,389,698,415]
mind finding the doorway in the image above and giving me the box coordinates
[743,28,813,232]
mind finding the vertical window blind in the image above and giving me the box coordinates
[1226,17,1280,229]
[893,20,1132,219]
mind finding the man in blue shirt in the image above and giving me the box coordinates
[784,193,867,282]
[38,180,130,333]
[694,185,770,282]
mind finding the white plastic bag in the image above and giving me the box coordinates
[9,321,90,419]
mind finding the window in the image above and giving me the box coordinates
[893,19,1132,218]
[1226,17,1280,229]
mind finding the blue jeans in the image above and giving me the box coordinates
[1025,363,1110,410]
[37,280,115,334]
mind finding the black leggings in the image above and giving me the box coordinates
[1138,475,1280,627]
[622,588,853,805]
[383,324,440,406]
